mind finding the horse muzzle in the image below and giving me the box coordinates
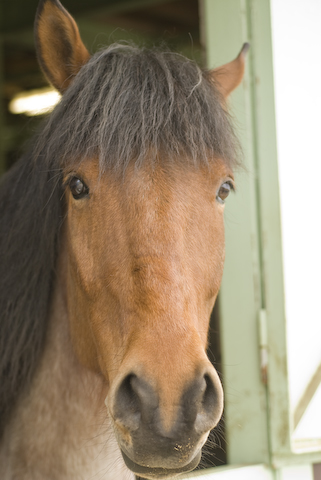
[108,366,223,479]
[121,448,202,479]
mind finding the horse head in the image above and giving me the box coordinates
[33,1,248,477]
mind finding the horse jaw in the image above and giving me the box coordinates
[0,251,133,480]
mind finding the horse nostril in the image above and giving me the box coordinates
[114,373,158,432]
[194,371,223,434]
[113,368,223,441]
[114,374,141,431]
[203,373,217,411]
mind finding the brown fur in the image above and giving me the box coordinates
[0,249,133,480]
[212,43,250,98]
[64,157,230,435]
[0,155,232,478]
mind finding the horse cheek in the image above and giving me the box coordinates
[66,266,101,373]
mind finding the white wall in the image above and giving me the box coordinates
[270,0,321,445]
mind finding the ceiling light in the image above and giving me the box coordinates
[9,87,61,116]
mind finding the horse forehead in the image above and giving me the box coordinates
[81,157,230,202]
[71,158,231,241]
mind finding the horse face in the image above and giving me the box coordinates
[35,2,247,476]
[63,158,233,478]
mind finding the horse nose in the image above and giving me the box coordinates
[112,367,223,438]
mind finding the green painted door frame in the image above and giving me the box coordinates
[201,0,321,474]
[203,0,271,466]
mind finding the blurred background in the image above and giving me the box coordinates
[0,0,203,173]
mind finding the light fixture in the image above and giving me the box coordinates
[9,87,61,116]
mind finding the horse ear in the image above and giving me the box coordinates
[35,0,90,93]
[211,43,250,98]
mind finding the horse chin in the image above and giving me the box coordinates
[121,449,202,479]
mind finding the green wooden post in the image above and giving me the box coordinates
[246,0,290,466]
[202,0,321,471]
[250,0,321,468]
[202,0,270,466]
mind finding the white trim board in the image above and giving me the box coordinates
[182,465,273,480]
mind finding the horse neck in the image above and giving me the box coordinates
[0,247,132,480]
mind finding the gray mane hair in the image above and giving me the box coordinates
[35,43,240,171]
[0,42,240,439]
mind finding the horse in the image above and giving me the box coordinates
[0,0,248,478]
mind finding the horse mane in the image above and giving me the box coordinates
[0,150,61,438]
[0,43,239,438]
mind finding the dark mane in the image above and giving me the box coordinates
[0,43,239,437]
[0,152,61,437]
[34,43,239,170]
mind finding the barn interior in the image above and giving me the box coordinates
[1,0,205,173]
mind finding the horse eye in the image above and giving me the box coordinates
[217,182,233,204]
[68,177,89,199]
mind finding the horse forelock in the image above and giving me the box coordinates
[34,42,241,174]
